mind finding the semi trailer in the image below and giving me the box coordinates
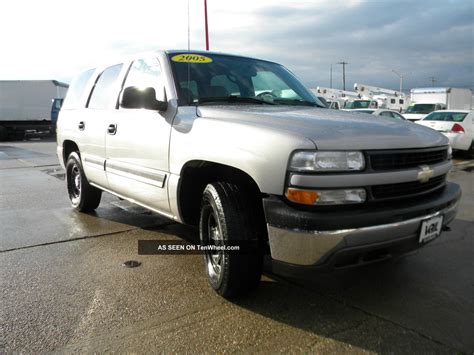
[0,80,68,140]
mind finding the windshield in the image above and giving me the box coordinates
[168,52,324,107]
[423,111,467,122]
[406,104,436,114]
[344,100,372,109]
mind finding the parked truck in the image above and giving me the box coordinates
[57,50,460,298]
[405,87,472,122]
[354,83,410,112]
[0,80,68,140]
[311,87,359,109]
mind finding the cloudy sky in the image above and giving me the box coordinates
[2,0,472,92]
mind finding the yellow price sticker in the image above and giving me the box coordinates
[171,54,213,63]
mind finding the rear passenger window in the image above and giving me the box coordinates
[62,69,95,109]
[88,64,123,109]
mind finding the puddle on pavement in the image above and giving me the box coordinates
[111,200,153,215]
[460,166,474,172]
[0,145,48,159]
[41,166,65,180]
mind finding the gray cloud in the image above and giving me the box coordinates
[212,0,474,92]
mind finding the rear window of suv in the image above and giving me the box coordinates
[424,112,467,122]
[62,69,95,109]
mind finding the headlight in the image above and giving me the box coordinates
[286,187,366,205]
[289,151,365,172]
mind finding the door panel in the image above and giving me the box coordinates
[105,110,172,213]
[77,109,109,188]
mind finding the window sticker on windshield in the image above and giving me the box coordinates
[171,54,213,63]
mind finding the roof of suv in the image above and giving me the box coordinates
[164,50,277,64]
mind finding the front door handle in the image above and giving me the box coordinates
[78,121,85,130]
[107,123,117,135]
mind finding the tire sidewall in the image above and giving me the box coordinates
[199,185,229,291]
[66,152,85,209]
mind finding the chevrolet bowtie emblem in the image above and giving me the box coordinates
[417,165,434,183]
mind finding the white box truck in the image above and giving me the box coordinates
[405,87,472,121]
[0,80,68,140]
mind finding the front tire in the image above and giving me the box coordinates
[199,182,263,298]
[66,151,102,212]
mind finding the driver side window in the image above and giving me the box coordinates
[122,58,164,105]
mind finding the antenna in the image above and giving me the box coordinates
[429,76,437,87]
[187,0,190,51]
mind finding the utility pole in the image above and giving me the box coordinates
[391,69,405,95]
[204,0,209,50]
[338,61,349,91]
[330,64,333,89]
[429,76,437,87]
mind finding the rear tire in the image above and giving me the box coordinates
[66,151,102,212]
[199,182,263,298]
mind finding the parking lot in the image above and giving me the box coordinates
[1,139,473,353]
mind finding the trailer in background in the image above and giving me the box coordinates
[405,87,472,121]
[0,80,68,141]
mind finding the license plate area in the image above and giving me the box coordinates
[419,215,444,243]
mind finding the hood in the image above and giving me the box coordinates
[196,105,447,150]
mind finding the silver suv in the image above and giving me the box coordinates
[57,51,461,298]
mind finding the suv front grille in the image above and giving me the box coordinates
[371,174,446,200]
[367,147,448,171]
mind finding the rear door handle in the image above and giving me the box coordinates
[107,123,117,135]
[78,121,85,130]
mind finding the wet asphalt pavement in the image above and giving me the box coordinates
[1,139,473,353]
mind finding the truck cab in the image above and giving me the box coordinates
[405,103,446,122]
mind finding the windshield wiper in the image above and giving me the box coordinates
[273,99,325,108]
[197,96,275,105]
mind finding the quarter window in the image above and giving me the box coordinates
[62,69,95,109]
[88,64,123,109]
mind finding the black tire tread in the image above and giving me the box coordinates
[201,182,263,298]
[66,151,102,212]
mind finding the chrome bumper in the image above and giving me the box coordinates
[267,200,459,266]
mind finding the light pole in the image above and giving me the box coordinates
[391,69,404,95]
[338,61,348,91]
[330,64,333,89]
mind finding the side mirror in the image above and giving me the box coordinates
[120,86,168,112]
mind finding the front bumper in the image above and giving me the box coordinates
[264,182,461,275]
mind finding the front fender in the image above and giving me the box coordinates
[169,109,315,195]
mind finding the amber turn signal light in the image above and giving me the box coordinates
[285,188,318,205]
